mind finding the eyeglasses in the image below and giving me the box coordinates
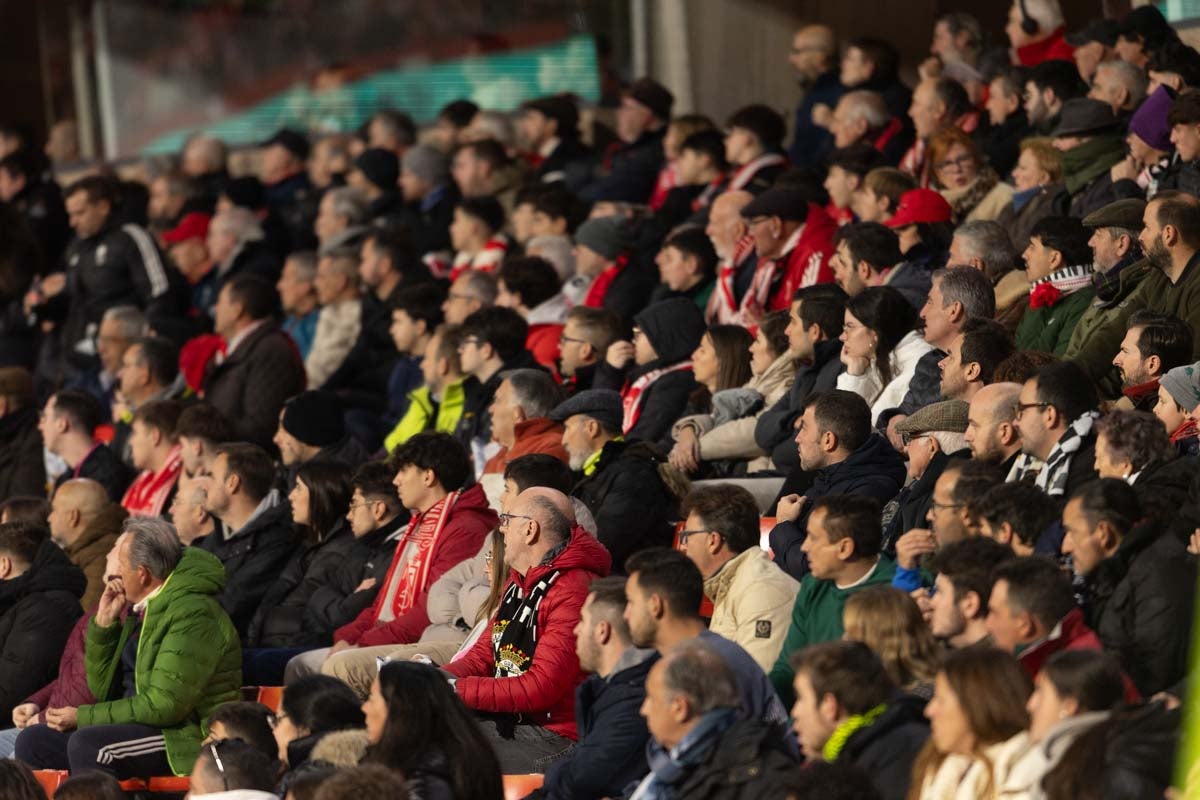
[677,528,723,546]
[460,336,482,349]
[447,291,476,303]
[559,333,587,346]
[498,512,533,528]
[929,500,963,511]
[900,432,929,447]
[935,155,974,172]
[347,500,380,512]
[1014,401,1050,416]
[209,743,228,792]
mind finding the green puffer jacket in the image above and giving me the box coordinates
[1064,259,1153,395]
[1015,287,1095,356]
[77,547,242,775]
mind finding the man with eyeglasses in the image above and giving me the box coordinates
[739,187,837,312]
[557,307,621,395]
[1012,361,1101,504]
[678,484,798,671]
[188,738,277,798]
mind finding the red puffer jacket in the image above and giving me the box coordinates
[445,527,612,740]
[25,611,100,722]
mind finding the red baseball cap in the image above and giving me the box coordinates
[884,189,952,229]
[162,212,212,245]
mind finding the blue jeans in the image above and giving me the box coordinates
[0,727,19,759]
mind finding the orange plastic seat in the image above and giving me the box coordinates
[256,685,284,713]
[33,770,67,798]
[502,773,545,800]
[148,776,190,792]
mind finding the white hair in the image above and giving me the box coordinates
[929,430,968,455]
[526,234,575,280]
[838,90,890,129]
[101,305,149,339]
[1096,59,1148,107]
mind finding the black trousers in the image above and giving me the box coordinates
[15,722,172,778]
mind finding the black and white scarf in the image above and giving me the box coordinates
[1034,412,1099,496]
[491,569,561,678]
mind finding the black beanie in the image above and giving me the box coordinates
[281,391,345,448]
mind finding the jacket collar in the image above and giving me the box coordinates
[702,546,760,606]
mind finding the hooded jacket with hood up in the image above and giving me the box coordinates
[79,547,242,776]
[0,539,86,723]
[445,527,612,740]
[63,502,127,610]
[197,489,298,638]
[593,297,705,444]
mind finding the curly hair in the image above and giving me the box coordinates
[1095,410,1173,474]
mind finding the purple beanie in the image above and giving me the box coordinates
[1130,86,1174,153]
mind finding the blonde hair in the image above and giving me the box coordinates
[1019,137,1063,183]
[843,586,941,690]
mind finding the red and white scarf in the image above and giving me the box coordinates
[121,445,182,518]
[373,491,460,623]
[622,361,693,434]
[729,152,787,192]
[582,254,629,309]
[649,162,679,210]
[449,235,509,282]
[706,235,757,325]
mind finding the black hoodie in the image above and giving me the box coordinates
[839,693,929,800]
[0,539,85,721]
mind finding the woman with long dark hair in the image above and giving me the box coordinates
[273,675,365,769]
[363,661,504,800]
[836,286,932,424]
[244,461,356,668]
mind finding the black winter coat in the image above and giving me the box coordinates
[535,651,657,800]
[0,539,85,722]
[839,693,929,800]
[671,718,797,800]
[572,440,677,573]
[755,339,844,473]
[1132,456,1196,529]
[54,443,133,503]
[246,521,358,648]
[400,183,459,262]
[202,321,306,451]
[305,513,409,636]
[197,496,298,638]
[580,129,665,204]
[0,406,45,502]
[770,434,906,580]
[882,449,969,555]
[1085,521,1196,696]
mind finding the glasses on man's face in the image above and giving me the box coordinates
[900,432,928,447]
[559,333,587,346]
[929,499,964,512]
[1014,401,1050,417]
[447,292,475,303]
[347,500,378,512]
[460,336,482,350]
[498,512,533,529]
[677,528,723,547]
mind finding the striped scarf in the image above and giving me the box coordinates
[1036,412,1099,496]
[1029,264,1094,309]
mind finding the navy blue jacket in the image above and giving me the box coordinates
[789,71,844,168]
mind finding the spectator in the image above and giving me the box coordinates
[290,433,495,679]
[769,495,897,705]
[52,771,126,800]
[997,139,1065,280]
[581,77,673,203]
[909,648,1033,798]
[527,233,576,281]
[120,400,184,518]
[902,78,978,186]
[851,167,916,224]
[1012,361,1101,499]
[628,638,796,797]
[175,403,235,481]
[182,134,230,203]
[1161,90,1200,195]
[1016,216,1095,356]
[787,24,842,167]
[451,138,523,215]
[307,133,351,192]
[927,537,1015,650]
[843,585,940,696]
[398,144,458,269]
[928,127,1013,224]
[362,661,503,799]
[572,215,655,326]
[497,256,568,371]
[455,306,534,462]
[1051,99,1126,219]
[366,109,416,158]
[111,336,185,465]
[939,318,1016,402]
[1138,191,1200,356]
[259,129,316,252]
[552,389,677,568]
[885,187,954,287]
[482,368,567,476]
[1024,60,1086,138]
[740,187,838,311]
[382,282,445,427]
[0,761,44,800]
[276,252,320,361]
[271,676,364,768]
[1008,0,1074,66]
[823,144,883,226]
[188,739,278,799]
[828,92,911,168]
[204,274,306,451]
[839,38,912,124]
[441,269,496,326]
[0,149,68,268]
[382,324,466,452]
[755,284,847,472]
[1068,19,1119,82]
[531,576,654,800]
[920,263,998,377]
[885,401,970,553]
[274,391,368,483]
[518,95,591,185]
[703,190,758,325]
[595,297,705,443]
[790,640,928,800]
[197,443,298,637]
[1089,59,1147,115]
[670,309,797,476]
[306,249,362,389]
[15,517,240,777]
[0,368,45,502]
[557,306,622,395]
[624,547,790,726]
[656,129,727,228]
[346,149,403,228]
[207,206,283,304]
[1111,312,1194,410]
[1155,362,1200,455]
[963,381,1023,471]
[1064,200,1151,385]
[974,481,1060,556]
[980,67,1032,178]
[837,286,934,422]
[312,765,408,800]
[446,487,610,771]
[448,196,508,280]
[723,104,788,195]
[679,484,798,670]
[169,480,214,546]
[0,496,48,525]
[1092,410,1175,489]
[1062,480,1195,695]
[650,227,717,311]
[40,390,133,501]
[204,701,278,761]
[1114,5,1178,70]
[987,556,1107,681]
[770,391,904,577]
[0,520,85,727]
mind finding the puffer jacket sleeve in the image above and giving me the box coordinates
[425,542,486,626]
[78,601,237,729]
[446,572,587,715]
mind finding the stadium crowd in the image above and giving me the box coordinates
[0,0,1197,797]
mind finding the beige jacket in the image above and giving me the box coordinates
[703,547,800,671]
[305,298,362,388]
[915,732,1033,800]
[672,352,796,472]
